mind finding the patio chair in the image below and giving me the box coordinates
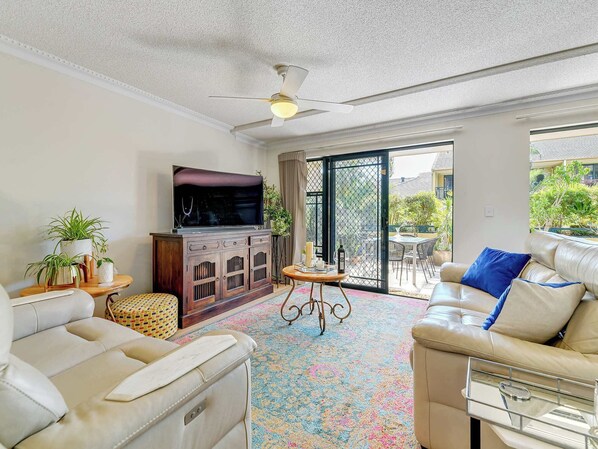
[405,242,429,284]
[425,238,439,276]
[389,241,407,285]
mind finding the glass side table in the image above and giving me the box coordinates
[466,358,598,449]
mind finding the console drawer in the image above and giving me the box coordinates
[188,240,220,252]
[222,237,248,248]
[251,234,271,246]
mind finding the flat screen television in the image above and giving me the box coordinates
[173,166,264,229]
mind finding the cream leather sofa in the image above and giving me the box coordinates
[411,231,598,449]
[0,286,256,449]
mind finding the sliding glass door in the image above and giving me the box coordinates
[327,152,389,291]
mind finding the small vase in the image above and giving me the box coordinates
[60,239,92,262]
[98,262,114,284]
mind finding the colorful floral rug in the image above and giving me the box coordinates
[173,286,427,449]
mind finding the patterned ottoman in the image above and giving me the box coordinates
[106,293,178,339]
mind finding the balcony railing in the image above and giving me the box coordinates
[435,187,451,200]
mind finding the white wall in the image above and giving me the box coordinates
[265,99,598,264]
[0,52,266,309]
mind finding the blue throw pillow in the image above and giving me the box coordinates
[481,284,511,330]
[461,247,530,298]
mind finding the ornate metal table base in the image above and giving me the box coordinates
[280,279,352,335]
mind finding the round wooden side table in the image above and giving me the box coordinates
[20,274,133,298]
[21,274,134,315]
[280,266,351,335]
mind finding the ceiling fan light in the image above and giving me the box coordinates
[271,100,298,118]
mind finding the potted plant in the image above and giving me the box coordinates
[25,253,82,290]
[96,256,114,284]
[433,194,453,266]
[47,208,107,261]
[261,174,292,237]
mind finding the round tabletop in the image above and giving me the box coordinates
[282,265,349,283]
[20,274,133,298]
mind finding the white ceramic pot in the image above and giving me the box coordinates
[98,262,114,284]
[60,239,92,262]
[53,266,77,286]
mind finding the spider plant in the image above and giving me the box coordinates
[47,208,108,252]
[25,253,82,287]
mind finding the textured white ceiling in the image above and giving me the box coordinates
[2,0,598,143]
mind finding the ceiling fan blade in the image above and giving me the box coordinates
[209,96,271,102]
[297,98,354,113]
[280,66,309,97]
[271,116,285,127]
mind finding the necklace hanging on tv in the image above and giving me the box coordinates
[181,197,193,224]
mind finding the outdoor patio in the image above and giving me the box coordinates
[387,260,441,299]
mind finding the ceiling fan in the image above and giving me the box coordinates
[209,65,353,127]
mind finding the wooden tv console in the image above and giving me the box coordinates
[151,229,273,328]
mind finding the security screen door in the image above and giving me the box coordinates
[329,152,389,292]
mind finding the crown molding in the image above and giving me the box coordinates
[266,82,598,152]
[4,33,598,154]
[0,34,266,149]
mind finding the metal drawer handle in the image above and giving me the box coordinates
[202,245,207,250]
[233,241,237,245]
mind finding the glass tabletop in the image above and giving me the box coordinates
[466,358,598,449]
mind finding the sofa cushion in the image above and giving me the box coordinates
[554,238,598,296]
[461,247,531,298]
[558,298,598,354]
[430,282,498,315]
[424,305,488,327]
[0,286,12,368]
[51,337,176,409]
[11,289,95,341]
[0,285,68,448]
[11,317,144,377]
[525,231,562,269]
[482,279,586,343]
[520,261,559,283]
[1,355,69,448]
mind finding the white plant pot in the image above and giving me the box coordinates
[98,262,114,284]
[53,266,77,286]
[60,239,92,262]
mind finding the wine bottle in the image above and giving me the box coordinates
[337,243,346,274]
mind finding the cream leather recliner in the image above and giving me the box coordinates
[0,285,256,449]
[411,231,598,449]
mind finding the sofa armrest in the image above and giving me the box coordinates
[12,289,95,341]
[15,330,256,449]
[439,262,470,283]
[106,334,238,401]
[412,317,598,383]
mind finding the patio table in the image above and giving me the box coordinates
[389,235,433,286]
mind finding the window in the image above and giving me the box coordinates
[583,163,598,185]
[436,174,453,199]
[529,124,598,240]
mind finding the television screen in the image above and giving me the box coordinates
[173,166,264,228]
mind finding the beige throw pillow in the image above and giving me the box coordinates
[483,279,586,344]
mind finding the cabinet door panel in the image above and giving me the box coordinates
[221,249,249,299]
[186,253,220,312]
[250,245,271,289]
